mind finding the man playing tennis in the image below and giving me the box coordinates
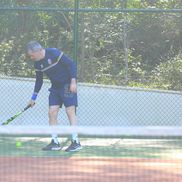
[26,41,82,152]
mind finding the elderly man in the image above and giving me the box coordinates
[26,41,82,152]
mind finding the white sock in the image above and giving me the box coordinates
[51,134,59,144]
[72,133,79,143]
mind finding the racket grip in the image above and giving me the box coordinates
[24,104,31,111]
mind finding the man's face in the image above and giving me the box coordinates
[27,49,42,61]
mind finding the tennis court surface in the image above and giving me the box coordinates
[0,134,182,182]
[1,77,182,181]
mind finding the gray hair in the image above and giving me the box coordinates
[26,41,42,52]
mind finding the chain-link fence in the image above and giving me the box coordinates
[0,0,182,127]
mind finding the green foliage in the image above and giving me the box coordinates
[150,55,182,91]
[0,0,182,91]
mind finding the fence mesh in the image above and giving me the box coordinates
[0,75,182,126]
[0,2,182,127]
[1,1,182,182]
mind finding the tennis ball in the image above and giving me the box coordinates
[16,141,22,148]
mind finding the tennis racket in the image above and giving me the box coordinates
[1,104,31,125]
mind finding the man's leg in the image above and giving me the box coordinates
[42,105,61,151]
[49,105,60,142]
[65,106,82,152]
[66,105,77,126]
[49,105,60,125]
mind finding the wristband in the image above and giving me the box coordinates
[31,93,38,101]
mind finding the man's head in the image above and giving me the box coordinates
[26,41,45,61]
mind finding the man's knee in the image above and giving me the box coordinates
[66,106,76,116]
[48,107,59,118]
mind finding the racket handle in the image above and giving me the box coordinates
[23,104,31,111]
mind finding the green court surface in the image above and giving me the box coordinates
[0,136,182,159]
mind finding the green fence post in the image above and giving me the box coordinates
[73,0,79,63]
[122,0,128,83]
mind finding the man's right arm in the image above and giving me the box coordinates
[29,71,43,107]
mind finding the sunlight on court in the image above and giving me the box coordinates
[163,150,182,159]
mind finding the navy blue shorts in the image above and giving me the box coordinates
[49,84,78,108]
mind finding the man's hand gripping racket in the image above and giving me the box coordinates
[1,104,31,125]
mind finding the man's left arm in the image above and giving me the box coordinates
[59,53,77,93]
